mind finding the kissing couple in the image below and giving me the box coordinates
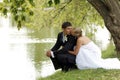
[46,22,120,72]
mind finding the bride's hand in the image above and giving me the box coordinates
[68,51,72,53]
[68,51,74,54]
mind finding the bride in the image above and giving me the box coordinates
[69,27,120,69]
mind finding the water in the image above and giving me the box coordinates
[0,15,36,80]
[0,14,57,80]
[0,14,110,80]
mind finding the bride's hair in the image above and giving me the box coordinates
[73,27,82,37]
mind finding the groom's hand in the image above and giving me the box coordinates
[46,50,51,57]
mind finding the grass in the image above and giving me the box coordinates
[39,69,120,80]
[38,44,120,80]
[102,43,117,58]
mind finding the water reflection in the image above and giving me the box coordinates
[37,60,55,78]
[27,43,56,78]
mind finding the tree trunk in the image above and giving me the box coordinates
[105,17,120,54]
[87,0,120,54]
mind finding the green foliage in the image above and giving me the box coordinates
[0,0,35,30]
[28,0,35,6]
[48,0,53,6]
[2,8,7,15]
[0,0,104,32]
[44,0,104,29]
[43,0,104,38]
[54,0,60,5]
[48,0,60,6]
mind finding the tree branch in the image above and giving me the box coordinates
[105,0,120,14]
[87,0,109,20]
[104,0,120,25]
[79,7,91,25]
[52,0,72,19]
[46,0,72,27]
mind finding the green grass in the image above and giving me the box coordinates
[39,69,120,80]
[38,44,120,80]
[102,43,117,58]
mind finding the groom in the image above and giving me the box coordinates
[46,22,77,72]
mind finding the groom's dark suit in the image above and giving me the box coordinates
[50,32,77,71]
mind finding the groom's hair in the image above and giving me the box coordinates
[62,22,72,29]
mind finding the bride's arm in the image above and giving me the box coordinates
[69,38,83,55]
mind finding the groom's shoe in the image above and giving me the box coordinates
[69,65,77,71]
[62,64,77,72]
[62,66,69,72]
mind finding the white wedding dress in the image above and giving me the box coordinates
[76,41,120,69]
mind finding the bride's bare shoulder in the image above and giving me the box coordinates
[77,36,91,44]
[77,36,84,42]
[78,36,88,40]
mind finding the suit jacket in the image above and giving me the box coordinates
[51,32,77,54]
[50,32,77,70]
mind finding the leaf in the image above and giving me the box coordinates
[17,21,21,30]
[21,15,26,21]
[54,0,60,5]
[14,15,19,21]
[48,0,53,6]
[28,0,35,6]
[2,8,7,16]
[11,7,18,15]
[22,7,25,12]
[0,7,2,10]
[29,10,34,16]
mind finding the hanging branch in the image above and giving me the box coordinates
[52,0,72,19]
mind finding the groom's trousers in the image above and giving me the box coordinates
[50,49,76,71]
